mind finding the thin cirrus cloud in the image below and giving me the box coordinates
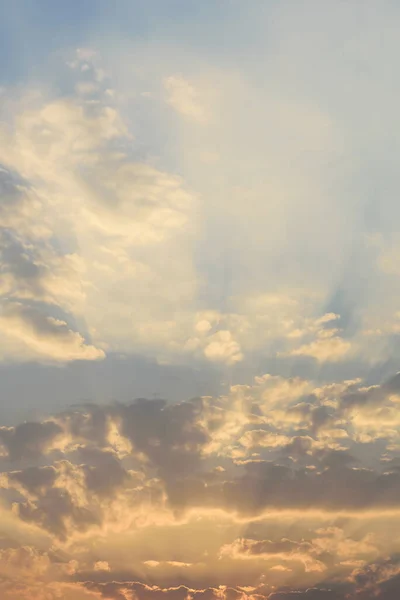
[1,1,400,599]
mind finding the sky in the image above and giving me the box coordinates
[1,0,400,598]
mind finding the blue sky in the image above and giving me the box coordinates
[0,0,257,85]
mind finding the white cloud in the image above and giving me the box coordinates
[0,303,104,362]
[284,329,352,363]
[203,330,243,365]
[164,75,209,123]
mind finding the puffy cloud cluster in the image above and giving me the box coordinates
[0,371,399,597]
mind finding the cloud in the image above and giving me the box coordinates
[93,561,110,572]
[280,315,352,363]
[203,331,243,365]
[0,372,399,529]
[283,331,351,363]
[3,2,400,597]
[164,76,209,123]
[0,372,400,597]
[0,65,199,365]
[0,302,104,362]
[219,538,326,573]
[0,45,392,370]
[0,229,84,309]
[0,420,62,460]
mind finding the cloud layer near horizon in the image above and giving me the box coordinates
[2,371,400,598]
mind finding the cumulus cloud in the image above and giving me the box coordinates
[164,76,209,123]
[0,420,62,461]
[0,370,399,597]
[283,330,351,363]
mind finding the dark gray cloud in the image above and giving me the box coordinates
[79,446,129,496]
[340,371,400,412]
[118,397,209,479]
[16,479,101,540]
[0,420,62,461]
[8,465,57,493]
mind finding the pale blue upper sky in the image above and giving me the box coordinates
[0,0,261,84]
